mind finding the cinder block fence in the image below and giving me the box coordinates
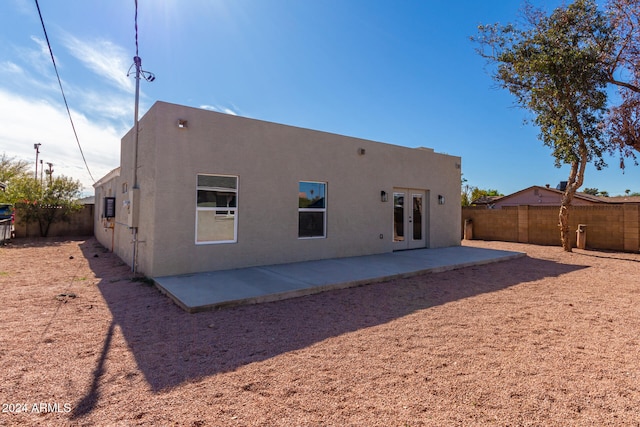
[462,204,640,252]
[14,205,94,238]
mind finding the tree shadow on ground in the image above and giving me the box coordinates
[575,248,640,263]
[77,240,587,397]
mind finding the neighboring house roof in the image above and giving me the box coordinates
[77,196,95,205]
[489,185,634,208]
[471,195,501,205]
[493,185,606,208]
[601,196,640,203]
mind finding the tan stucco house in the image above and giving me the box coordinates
[94,101,462,277]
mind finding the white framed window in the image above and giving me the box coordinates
[196,174,238,244]
[298,181,326,238]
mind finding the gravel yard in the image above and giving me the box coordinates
[0,237,639,426]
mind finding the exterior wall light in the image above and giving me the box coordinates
[178,119,188,129]
[381,191,388,202]
[438,195,445,205]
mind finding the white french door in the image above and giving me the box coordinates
[392,189,427,250]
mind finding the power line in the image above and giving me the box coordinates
[135,0,139,58]
[33,0,96,183]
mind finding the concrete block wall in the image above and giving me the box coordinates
[624,204,640,252]
[526,206,560,246]
[460,206,518,242]
[462,204,640,252]
[14,205,94,238]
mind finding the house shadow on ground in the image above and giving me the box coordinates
[78,240,587,395]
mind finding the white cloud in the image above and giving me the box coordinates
[15,36,58,78]
[61,34,135,94]
[0,23,151,195]
[30,35,50,57]
[0,89,121,192]
[199,104,239,116]
[0,61,23,73]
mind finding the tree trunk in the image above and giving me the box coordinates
[559,150,587,251]
[558,202,573,251]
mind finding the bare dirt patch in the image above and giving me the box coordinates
[0,237,639,426]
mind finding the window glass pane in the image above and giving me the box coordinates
[196,174,237,243]
[197,190,236,208]
[197,175,237,190]
[299,182,325,208]
[298,212,325,237]
[197,210,236,242]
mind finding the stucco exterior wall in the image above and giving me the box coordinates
[93,168,132,264]
[100,101,461,277]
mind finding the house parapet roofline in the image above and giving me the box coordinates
[93,167,121,188]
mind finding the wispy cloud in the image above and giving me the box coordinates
[0,89,121,191]
[0,44,64,103]
[0,61,23,73]
[61,34,134,94]
[0,29,146,191]
[200,104,240,116]
[18,36,58,78]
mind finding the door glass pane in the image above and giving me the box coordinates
[393,192,404,242]
[412,194,423,240]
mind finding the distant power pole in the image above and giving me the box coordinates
[46,162,54,185]
[34,143,41,179]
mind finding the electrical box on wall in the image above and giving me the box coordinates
[127,188,140,228]
[103,197,116,218]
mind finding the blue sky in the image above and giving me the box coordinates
[1,0,638,196]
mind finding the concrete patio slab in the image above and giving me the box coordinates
[153,246,525,313]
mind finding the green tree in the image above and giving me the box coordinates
[474,0,615,251]
[604,0,640,159]
[0,152,30,186]
[471,188,503,202]
[583,187,600,195]
[461,176,472,206]
[5,174,83,237]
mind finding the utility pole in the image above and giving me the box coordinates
[46,162,53,185]
[40,160,43,185]
[128,0,155,274]
[33,143,41,180]
[128,56,155,274]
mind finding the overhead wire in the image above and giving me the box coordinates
[135,0,139,57]
[33,0,96,183]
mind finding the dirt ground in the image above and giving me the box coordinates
[0,237,639,426]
